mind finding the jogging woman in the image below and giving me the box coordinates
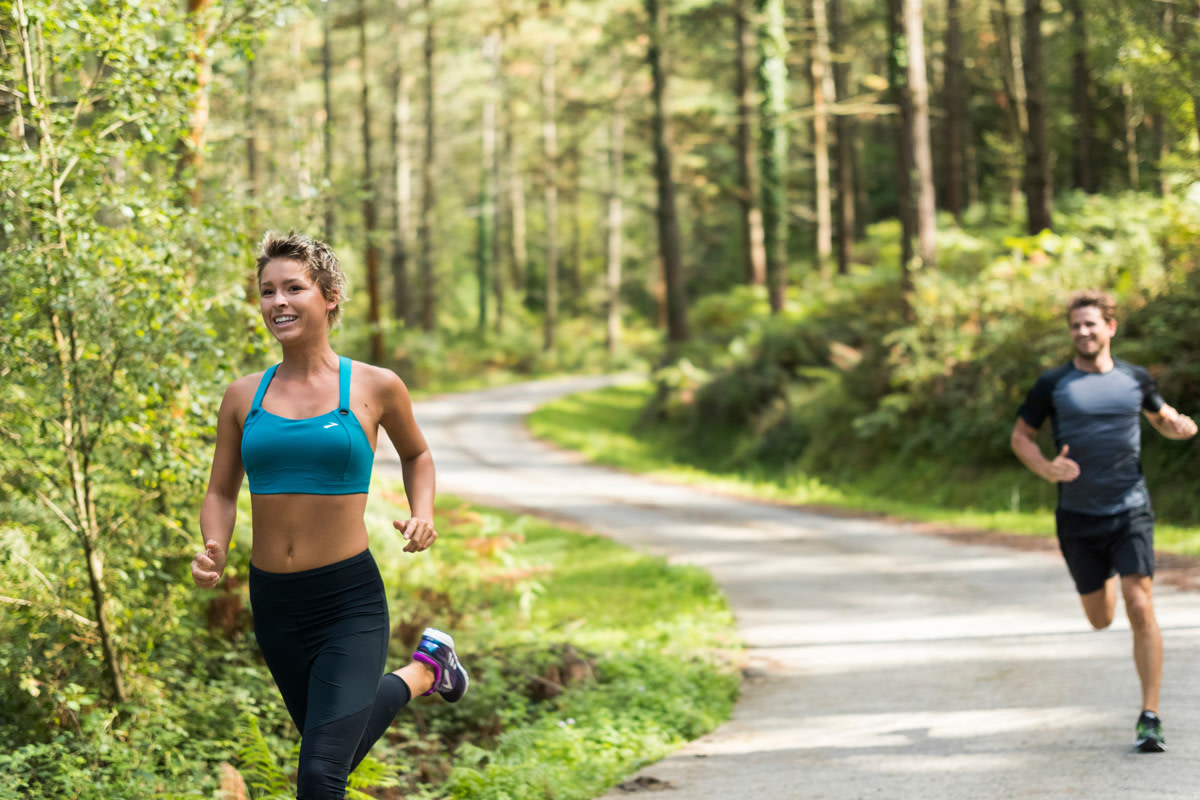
[190,231,468,798]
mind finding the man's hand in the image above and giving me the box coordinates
[1045,444,1081,483]
[1164,411,1198,440]
[191,540,226,589]
[394,517,438,553]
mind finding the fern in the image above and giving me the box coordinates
[346,753,404,799]
[235,713,293,800]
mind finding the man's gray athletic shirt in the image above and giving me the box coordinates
[1017,359,1164,517]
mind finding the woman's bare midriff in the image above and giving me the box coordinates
[249,493,371,573]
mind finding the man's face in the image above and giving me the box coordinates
[1068,305,1116,361]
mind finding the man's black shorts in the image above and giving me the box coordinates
[1055,505,1155,595]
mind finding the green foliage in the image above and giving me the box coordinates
[235,714,293,800]
[534,192,1200,543]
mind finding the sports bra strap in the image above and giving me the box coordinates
[251,364,280,411]
[338,356,351,414]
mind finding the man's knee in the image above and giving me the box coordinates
[1121,575,1157,632]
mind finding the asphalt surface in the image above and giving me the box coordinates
[377,375,1200,799]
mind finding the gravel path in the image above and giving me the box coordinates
[377,376,1200,799]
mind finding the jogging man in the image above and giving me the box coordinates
[1010,289,1197,752]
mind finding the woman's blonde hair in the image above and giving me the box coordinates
[255,231,348,328]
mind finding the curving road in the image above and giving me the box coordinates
[378,376,1200,799]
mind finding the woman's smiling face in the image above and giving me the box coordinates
[259,258,337,341]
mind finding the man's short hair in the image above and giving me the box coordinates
[1067,289,1117,323]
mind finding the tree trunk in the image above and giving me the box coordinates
[831,0,855,274]
[887,0,915,292]
[993,0,1028,221]
[360,0,384,363]
[734,0,766,286]
[491,34,505,333]
[1066,0,1094,193]
[322,0,335,241]
[507,128,529,301]
[647,0,690,343]
[568,171,583,312]
[478,34,499,334]
[906,0,936,269]
[757,0,789,314]
[1023,0,1052,233]
[1123,81,1140,190]
[244,48,260,300]
[811,0,834,274]
[391,0,414,326]
[945,0,965,221]
[178,0,213,206]
[541,42,559,351]
[419,0,437,332]
[606,56,625,354]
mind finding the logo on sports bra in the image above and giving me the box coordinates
[323,422,339,429]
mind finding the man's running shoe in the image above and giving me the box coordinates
[1134,710,1166,752]
[412,628,470,703]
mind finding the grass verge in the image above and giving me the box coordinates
[356,487,740,799]
[526,383,1200,559]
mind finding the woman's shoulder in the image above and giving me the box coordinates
[220,370,269,412]
[347,360,411,408]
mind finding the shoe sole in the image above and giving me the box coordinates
[1135,739,1166,753]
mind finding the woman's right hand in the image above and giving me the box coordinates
[191,540,227,589]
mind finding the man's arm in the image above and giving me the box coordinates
[1010,417,1080,483]
[1144,403,1199,441]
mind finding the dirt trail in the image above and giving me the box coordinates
[377,376,1200,799]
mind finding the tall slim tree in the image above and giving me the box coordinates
[478,34,499,333]
[1023,0,1052,233]
[906,0,936,268]
[391,0,415,326]
[811,0,834,273]
[887,0,915,290]
[507,128,529,302]
[945,0,965,222]
[542,41,559,351]
[179,0,214,206]
[1066,0,1095,193]
[606,56,625,354]
[360,0,385,362]
[757,0,789,313]
[490,33,505,333]
[1122,81,1140,189]
[734,0,766,286]
[830,0,856,274]
[647,0,690,342]
[419,0,437,331]
[993,0,1029,219]
[322,0,336,241]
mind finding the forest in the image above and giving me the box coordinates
[2,0,1199,796]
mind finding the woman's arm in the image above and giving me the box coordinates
[375,367,437,553]
[192,380,249,588]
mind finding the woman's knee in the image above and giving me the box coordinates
[296,753,350,800]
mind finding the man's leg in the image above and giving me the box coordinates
[1079,574,1118,629]
[1121,574,1161,713]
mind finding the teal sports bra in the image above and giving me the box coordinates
[240,356,374,495]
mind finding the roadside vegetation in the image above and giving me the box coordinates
[1,484,738,799]
[531,195,1200,558]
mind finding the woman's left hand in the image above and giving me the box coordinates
[394,517,437,553]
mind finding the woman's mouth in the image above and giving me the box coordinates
[273,314,299,327]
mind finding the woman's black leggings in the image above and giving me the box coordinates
[249,549,411,800]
